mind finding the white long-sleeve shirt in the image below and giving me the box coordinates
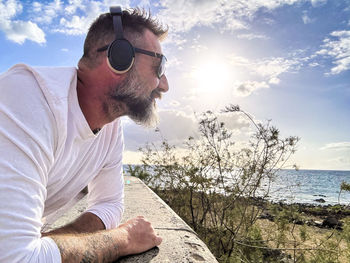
[0,64,124,262]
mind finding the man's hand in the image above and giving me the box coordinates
[116,216,162,257]
[48,216,161,262]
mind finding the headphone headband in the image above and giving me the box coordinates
[110,6,124,39]
[106,6,135,74]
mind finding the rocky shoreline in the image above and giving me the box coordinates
[254,198,350,230]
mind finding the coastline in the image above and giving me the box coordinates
[148,189,350,262]
[255,198,350,229]
[125,164,350,262]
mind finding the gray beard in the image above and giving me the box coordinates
[108,71,159,128]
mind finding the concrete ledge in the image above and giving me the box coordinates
[48,176,218,262]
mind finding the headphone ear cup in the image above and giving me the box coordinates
[107,39,135,74]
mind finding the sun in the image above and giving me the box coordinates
[191,59,232,93]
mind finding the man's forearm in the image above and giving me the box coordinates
[46,216,162,263]
[49,228,127,263]
[42,212,105,236]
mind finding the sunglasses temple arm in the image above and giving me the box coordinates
[96,45,109,52]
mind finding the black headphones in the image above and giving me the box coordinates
[106,6,135,74]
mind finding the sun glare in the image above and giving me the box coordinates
[191,60,232,93]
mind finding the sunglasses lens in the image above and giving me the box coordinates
[158,56,167,78]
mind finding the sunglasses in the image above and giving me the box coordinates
[97,45,167,79]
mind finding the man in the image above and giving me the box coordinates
[0,7,169,263]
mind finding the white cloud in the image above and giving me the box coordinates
[321,142,350,151]
[165,56,183,69]
[163,33,187,49]
[309,62,319,67]
[167,100,181,107]
[64,0,83,14]
[0,0,327,43]
[158,109,198,142]
[123,109,198,151]
[123,108,251,150]
[32,2,42,13]
[220,16,248,32]
[54,1,102,35]
[316,30,350,74]
[0,0,20,19]
[269,77,280,84]
[224,52,306,96]
[122,109,255,164]
[157,0,222,33]
[189,44,209,52]
[2,20,45,44]
[138,0,151,8]
[33,0,129,35]
[228,55,250,67]
[0,0,46,44]
[157,0,301,36]
[32,0,63,24]
[237,33,269,40]
[302,11,313,24]
[310,0,327,7]
[57,15,88,35]
[235,80,269,97]
[229,54,302,87]
[255,57,301,78]
[224,48,310,97]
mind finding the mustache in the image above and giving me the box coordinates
[151,89,162,99]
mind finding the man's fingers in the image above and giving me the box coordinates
[155,236,162,246]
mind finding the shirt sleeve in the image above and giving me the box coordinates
[0,67,61,262]
[86,121,125,229]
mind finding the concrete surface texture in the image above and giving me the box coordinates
[47,176,218,263]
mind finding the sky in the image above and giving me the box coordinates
[0,0,349,171]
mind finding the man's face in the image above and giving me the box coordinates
[107,29,169,127]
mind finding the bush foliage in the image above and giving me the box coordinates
[127,105,348,262]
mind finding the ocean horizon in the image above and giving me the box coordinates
[123,165,350,206]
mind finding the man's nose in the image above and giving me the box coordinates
[158,75,169,93]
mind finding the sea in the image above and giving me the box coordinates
[265,169,350,206]
[123,165,350,206]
